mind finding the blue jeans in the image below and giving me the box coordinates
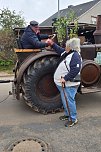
[56,84,78,121]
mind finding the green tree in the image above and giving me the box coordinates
[0,8,26,66]
[0,8,26,29]
[53,10,78,46]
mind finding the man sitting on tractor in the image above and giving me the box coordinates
[21,20,50,49]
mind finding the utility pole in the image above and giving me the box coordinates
[58,0,60,19]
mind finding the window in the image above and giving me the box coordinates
[91,16,97,24]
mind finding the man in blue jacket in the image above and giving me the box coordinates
[21,20,50,49]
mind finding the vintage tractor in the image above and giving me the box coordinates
[1,15,101,114]
[13,31,62,114]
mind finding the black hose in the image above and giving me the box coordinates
[0,80,13,83]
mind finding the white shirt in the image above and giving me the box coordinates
[54,52,80,87]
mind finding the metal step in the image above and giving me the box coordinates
[81,86,101,94]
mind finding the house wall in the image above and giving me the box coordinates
[78,1,101,24]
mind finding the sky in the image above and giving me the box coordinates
[0,0,91,24]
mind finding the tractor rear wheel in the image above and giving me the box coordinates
[21,56,62,114]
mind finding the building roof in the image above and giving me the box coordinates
[40,0,100,26]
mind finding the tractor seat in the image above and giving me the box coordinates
[16,38,23,49]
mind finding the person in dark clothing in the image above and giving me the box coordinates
[20,20,50,49]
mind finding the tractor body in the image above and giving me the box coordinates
[11,15,101,114]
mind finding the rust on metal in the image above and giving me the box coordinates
[80,44,101,60]
[36,73,59,101]
[81,60,101,87]
[93,15,101,43]
[80,45,96,60]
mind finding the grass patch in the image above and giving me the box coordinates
[0,65,14,74]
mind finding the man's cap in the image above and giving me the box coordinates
[30,20,39,26]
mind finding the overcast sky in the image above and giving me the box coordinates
[0,0,91,24]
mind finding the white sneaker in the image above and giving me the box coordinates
[65,119,78,127]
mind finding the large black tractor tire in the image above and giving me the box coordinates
[21,56,62,114]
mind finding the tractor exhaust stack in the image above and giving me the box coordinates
[93,15,101,44]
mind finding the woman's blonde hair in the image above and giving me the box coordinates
[66,38,80,52]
